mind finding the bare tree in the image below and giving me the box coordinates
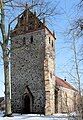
[56,0,83,119]
[70,35,83,120]
[67,1,83,118]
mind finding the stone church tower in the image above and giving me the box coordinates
[11,8,56,115]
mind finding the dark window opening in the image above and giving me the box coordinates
[52,40,53,47]
[65,93,67,106]
[38,24,41,28]
[55,90,58,113]
[50,73,52,78]
[23,37,26,45]
[49,37,50,43]
[30,36,33,43]
[38,21,42,29]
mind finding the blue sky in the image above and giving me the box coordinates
[0,0,83,97]
[55,0,83,90]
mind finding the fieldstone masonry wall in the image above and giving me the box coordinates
[11,27,55,114]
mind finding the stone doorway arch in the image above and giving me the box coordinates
[24,94,30,113]
[23,86,33,114]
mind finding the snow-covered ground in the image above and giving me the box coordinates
[0,111,79,120]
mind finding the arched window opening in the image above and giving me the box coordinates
[30,36,33,43]
[49,37,50,44]
[52,40,53,47]
[23,37,26,45]
[55,90,58,113]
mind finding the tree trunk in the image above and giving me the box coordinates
[3,48,12,116]
[0,0,12,116]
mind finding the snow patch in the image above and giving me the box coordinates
[0,111,77,120]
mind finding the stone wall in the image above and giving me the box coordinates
[58,87,76,113]
[11,28,55,115]
[44,28,55,114]
[11,29,46,114]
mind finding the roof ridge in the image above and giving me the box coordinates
[55,76,77,91]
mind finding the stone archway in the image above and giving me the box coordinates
[23,86,33,114]
[24,94,30,114]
